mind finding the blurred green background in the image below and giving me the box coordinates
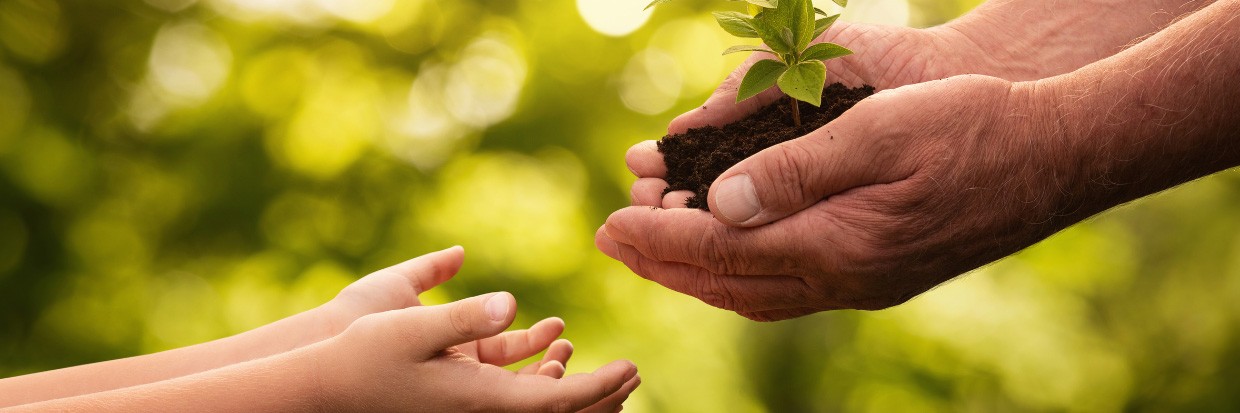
[2,0,1240,411]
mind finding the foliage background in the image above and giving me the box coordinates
[2,0,1240,411]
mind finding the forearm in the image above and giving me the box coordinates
[3,346,327,413]
[0,304,339,407]
[935,0,1216,80]
[1032,0,1240,219]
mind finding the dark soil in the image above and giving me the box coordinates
[658,83,875,210]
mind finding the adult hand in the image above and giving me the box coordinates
[602,74,1075,321]
[629,21,985,208]
[629,0,1214,208]
[317,292,640,412]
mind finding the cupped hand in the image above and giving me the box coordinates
[603,75,1077,321]
[315,292,640,412]
[629,21,983,208]
[314,247,577,378]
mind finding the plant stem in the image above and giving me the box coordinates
[790,96,801,127]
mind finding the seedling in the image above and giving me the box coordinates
[645,0,853,127]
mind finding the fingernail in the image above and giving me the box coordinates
[604,223,629,244]
[714,174,761,223]
[485,292,511,321]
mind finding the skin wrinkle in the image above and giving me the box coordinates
[611,0,1240,320]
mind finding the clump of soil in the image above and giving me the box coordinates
[659,83,875,210]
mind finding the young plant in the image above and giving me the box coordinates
[645,0,853,127]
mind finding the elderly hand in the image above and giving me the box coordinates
[600,75,1075,321]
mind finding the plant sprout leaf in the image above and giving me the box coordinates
[713,12,761,38]
[777,60,826,106]
[801,42,852,61]
[643,0,672,11]
[751,0,814,53]
[814,7,828,16]
[737,59,788,102]
[813,14,840,39]
[723,45,776,55]
[742,0,777,8]
[832,0,848,7]
[780,28,796,52]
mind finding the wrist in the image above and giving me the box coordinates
[1000,79,1096,227]
[295,343,341,413]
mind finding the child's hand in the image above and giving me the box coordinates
[315,246,468,340]
[313,292,640,412]
[319,246,578,377]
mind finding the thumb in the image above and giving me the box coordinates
[705,122,888,227]
[405,292,517,357]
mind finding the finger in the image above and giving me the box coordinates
[536,360,566,379]
[475,317,565,367]
[402,292,517,357]
[736,307,822,322]
[661,190,693,209]
[579,374,641,413]
[705,100,908,227]
[383,245,466,295]
[602,206,808,276]
[631,178,669,207]
[543,339,574,369]
[516,338,574,376]
[503,360,638,413]
[669,53,786,135]
[598,230,810,313]
[625,140,666,178]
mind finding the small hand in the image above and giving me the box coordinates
[318,246,466,333]
[315,247,576,378]
[316,292,640,412]
[603,75,1072,321]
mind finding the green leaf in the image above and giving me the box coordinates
[780,28,795,52]
[713,12,760,38]
[742,0,777,7]
[722,45,776,55]
[832,0,847,7]
[737,59,788,102]
[777,60,826,106]
[813,14,840,39]
[643,0,672,10]
[727,0,778,10]
[801,42,852,61]
[751,0,815,52]
[814,7,828,16]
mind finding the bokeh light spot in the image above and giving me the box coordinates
[315,0,394,23]
[3,126,92,207]
[445,31,528,128]
[619,49,682,115]
[576,0,651,37]
[148,21,233,102]
[0,0,66,63]
[418,150,590,280]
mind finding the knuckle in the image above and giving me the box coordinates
[449,303,476,338]
[343,313,384,337]
[697,225,744,275]
[764,144,816,205]
[695,274,739,311]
